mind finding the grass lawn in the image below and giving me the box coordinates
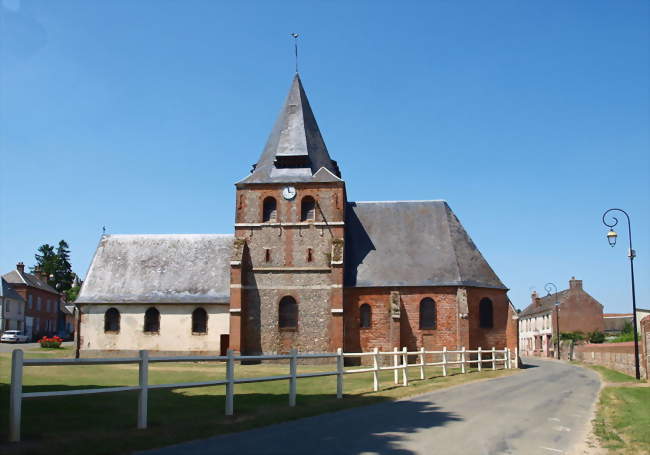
[0,346,517,454]
[583,364,642,383]
[583,364,650,455]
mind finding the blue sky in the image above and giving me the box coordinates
[1,0,648,312]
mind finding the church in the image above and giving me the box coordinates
[76,74,518,357]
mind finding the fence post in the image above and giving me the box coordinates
[514,347,519,368]
[492,347,496,370]
[505,348,510,369]
[442,346,447,377]
[372,348,379,392]
[225,349,235,415]
[477,347,482,372]
[401,347,408,386]
[289,348,297,407]
[137,350,149,430]
[393,347,399,385]
[461,346,466,374]
[9,349,23,442]
[419,347,425,380]
[336,347,343,399]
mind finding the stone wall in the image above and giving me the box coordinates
[234,182,346,355]
[573,342,647,380]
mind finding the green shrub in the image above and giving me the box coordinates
[589,331,606,343]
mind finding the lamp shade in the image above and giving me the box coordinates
[607,229,617,247]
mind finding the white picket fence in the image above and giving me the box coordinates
[8,345,518,442]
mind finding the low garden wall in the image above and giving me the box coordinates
[573,342,646,380]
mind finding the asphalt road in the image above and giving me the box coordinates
[142,357,600,455]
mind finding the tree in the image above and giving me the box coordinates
[622,321,634,335]
[32,240,75,292]
[32,244,58,286]
[55,240,74,292]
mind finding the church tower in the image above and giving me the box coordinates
[229,74,346,355]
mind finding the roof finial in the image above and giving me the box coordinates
[102,225,106,235]
[290,33,299,73]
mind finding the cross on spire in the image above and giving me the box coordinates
[290,33,299,73]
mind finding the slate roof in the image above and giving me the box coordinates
[76,234,233,304]
[519,290,570,318]
[1,278,25,302]
[237,74,341,185]
[2,269,59,294]
[344,201,506,289]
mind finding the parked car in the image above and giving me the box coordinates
[1,330,30,343]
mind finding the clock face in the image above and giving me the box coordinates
[282,186,297,200]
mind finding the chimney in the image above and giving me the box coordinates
[531,291,540,306]
[569,276,583,290]
[16,262,25,274]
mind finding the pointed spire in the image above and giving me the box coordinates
[238,74,341,184]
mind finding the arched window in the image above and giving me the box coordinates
[144,307,160,333]
[360,304,372,328]
[104,308,120,332]
[479,298,493,328]
[278,296,298,329]
[301,196,316,221]
[263,197,277,222]
[419,298,436,329]
[192,307,207,333]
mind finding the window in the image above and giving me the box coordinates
[301,196,316,221]
[360,304,372,328]
[46,300,50,313]
[192,308,208,333]
[265,248,271,263]
[104,308,120,332]
[307,248,313,263]
[419,298,436,329]
[263,197,277,222]
[28,295,33,310]
[6,302,10,312]
[278,296,298,329]
[479,298,493,328]
[144,307,160,333]
[37,297,41,311]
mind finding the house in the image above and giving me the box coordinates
[519,277,604,357]
[3,262,61,338]
[76,74,518,358]
[1,278,26,333]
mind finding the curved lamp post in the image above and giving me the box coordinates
[545,282,560,359]
[602,208,640,380]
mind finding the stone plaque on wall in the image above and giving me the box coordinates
[390,291,400,319]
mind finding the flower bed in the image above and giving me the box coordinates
[39,336,63,348]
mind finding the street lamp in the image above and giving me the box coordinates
[545,282,560,359]
[602,208,640,380]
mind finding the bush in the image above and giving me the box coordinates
[560,331,585,342]
[589,331,606,343]
[39,336,63,348]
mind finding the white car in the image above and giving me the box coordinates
[1,330,30,343]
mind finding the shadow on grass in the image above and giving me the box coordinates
[0,380,463,455]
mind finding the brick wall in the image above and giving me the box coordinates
[12,285,60,338]
[642,316,650,381]
[343,286,512,364]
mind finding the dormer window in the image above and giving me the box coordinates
[274,155,310,169]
